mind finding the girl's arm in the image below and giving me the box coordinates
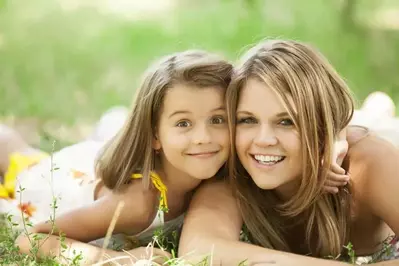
[17,235,170,265]
[16,182,159,263]
[178,180,346,266]
[17,234,123,265]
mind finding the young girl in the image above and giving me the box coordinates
[2,49,233,264]
[179,40,399,265]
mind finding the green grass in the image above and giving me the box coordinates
[1,210,397,265]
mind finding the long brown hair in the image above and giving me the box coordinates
[227,39,354,257]
[96,50,232,190]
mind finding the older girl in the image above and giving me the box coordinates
[179,40,399,265]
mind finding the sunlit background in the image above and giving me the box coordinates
[1,0,398,151]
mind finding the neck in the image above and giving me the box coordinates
[274,178,301,201]
[156,156,202,197]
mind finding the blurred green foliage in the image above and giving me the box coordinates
[0,0,398,125]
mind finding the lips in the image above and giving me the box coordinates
[186,151,219,158]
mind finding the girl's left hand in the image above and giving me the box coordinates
[324,136,350,194]
[324,163,350,194]
[124,247,171,264]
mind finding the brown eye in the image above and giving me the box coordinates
[176,120,191,127]
[210,116,226,124]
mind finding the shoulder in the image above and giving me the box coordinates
[194,178,234,200]
[101,180,159,234]
[347,130,399,223]
[183,178,243,240]
[347,128,397,171]
[346,126,398,198]
[113,179,158,214]
[189,178,238,215]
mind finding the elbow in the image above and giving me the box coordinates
[15,226,42,254]
[16,232,33,254]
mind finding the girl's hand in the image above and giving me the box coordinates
[324,135,350,194]
[122,247,171,265]
[324,163,349,194]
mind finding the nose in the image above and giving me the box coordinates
[253,123,278,147]
[192,123,212,145]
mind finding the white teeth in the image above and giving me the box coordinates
[254,155,284,164]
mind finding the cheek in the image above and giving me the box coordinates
[282,133,302,168]
[207,127,230,147]
[218,129,230,147]
[159,131,187,150]
[293,134,301,154]
[281,131,301,151]
[235,128,251,155]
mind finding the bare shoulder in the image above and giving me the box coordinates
[193,178,235,205]
[347,128,399,213]
[99,179,158,234]
[180,178,243,249]
[188,178,240,226]
[348,129,399,235]
[347,128,397,169]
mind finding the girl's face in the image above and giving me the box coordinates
[154,85,229,180]
[235,78,302,198]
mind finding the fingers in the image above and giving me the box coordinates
[127,247,171,264]
[152,247,171,259]
[327,171,350,183]
[324,186,339,194]
[150,247,172,265]
[330,163,346,175]
[324,178,349,194]
[325,179,347,188]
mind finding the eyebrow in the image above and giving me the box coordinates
[276,112,290,118]
[168,111,190,119]
[168,106,225,119]
[236,111,290,118]
[236,110,253,116]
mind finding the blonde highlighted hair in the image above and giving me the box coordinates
[96,50,232,190]
[227,40,354,257]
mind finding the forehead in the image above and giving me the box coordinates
[238,78,286,113]
[162,84,225,113]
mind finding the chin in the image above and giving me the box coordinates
[252,179,280,190]
[256,184,279,190]
[191,168,220,180]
